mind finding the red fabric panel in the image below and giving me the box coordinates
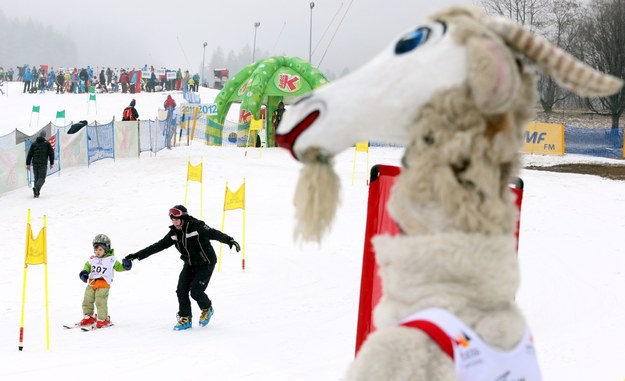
[355,165,400,354]
[511,184,524,251]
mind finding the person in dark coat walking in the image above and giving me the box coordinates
[26,130,54,198]
[124,205,240,331]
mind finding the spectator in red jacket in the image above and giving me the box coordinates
[119,70,129,93]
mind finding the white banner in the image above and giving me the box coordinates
[0,142,28,194]
[114,121,140,159]
[59,127,88,168]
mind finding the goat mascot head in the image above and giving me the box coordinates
[276,6,622,242]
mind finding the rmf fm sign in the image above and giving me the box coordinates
[522,122,565,155]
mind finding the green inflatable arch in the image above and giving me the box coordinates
[213,56,329,147]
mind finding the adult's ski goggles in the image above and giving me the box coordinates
[169,207,187,219]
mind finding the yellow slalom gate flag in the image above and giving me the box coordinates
[187,161,203,183]
[219,180,247,272]
[184,158,204,219]
[25,223,47,265]
[355,141,369,152]
[20,210,51,351]
[352,141,370,185]
[249,118,263,131]
[245,117,264,157]
[224,183,245,211]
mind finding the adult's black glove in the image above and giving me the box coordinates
[125,253,138,261]
[228,238,241,252]
[79,270,89,283]
[122,258,133,271]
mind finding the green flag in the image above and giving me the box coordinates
[56,110,65,118]
[89,94,96,101]
[32,106,40,113]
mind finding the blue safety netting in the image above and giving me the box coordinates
[564,125,623,159]
[87,122,114,165]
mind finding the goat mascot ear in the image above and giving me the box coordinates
[466,36,521,115]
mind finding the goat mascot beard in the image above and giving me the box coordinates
[277,5,622,381]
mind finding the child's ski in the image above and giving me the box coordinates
[63,323,83,329]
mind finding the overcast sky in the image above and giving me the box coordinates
[1,0,475,75]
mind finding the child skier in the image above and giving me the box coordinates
[77,234,132,329]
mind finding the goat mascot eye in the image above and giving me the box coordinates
[395,27,431,54]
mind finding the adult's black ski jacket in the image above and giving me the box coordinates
[133,216,233,267]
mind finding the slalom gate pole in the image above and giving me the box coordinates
[365,149,370,185]
[18,261,28,351]
[242,190,246,271]
[351,148,357,185]
[43,215,50,351]
[190,106,198,144]
[18,209,31,351]
[184,157,190,205]
[199,157,204,220]
[217,182,228,272]
[245,130,251,157]
[173,118,177,148]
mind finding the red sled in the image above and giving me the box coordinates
[354,164,524,355]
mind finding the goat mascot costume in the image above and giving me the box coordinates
[276,5,622,381]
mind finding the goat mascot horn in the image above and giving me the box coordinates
[484,15,622,97]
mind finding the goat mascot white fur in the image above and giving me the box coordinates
[276,5,622,381]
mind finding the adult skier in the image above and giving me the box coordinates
[124,205,240,330]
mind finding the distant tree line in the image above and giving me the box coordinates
[481,0,625,128]
[0,10,78,68]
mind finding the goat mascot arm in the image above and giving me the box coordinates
[277,5,622,381]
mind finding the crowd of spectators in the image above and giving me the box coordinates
[0,64,202,96]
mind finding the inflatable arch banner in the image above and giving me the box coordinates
[213,56,329,147]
